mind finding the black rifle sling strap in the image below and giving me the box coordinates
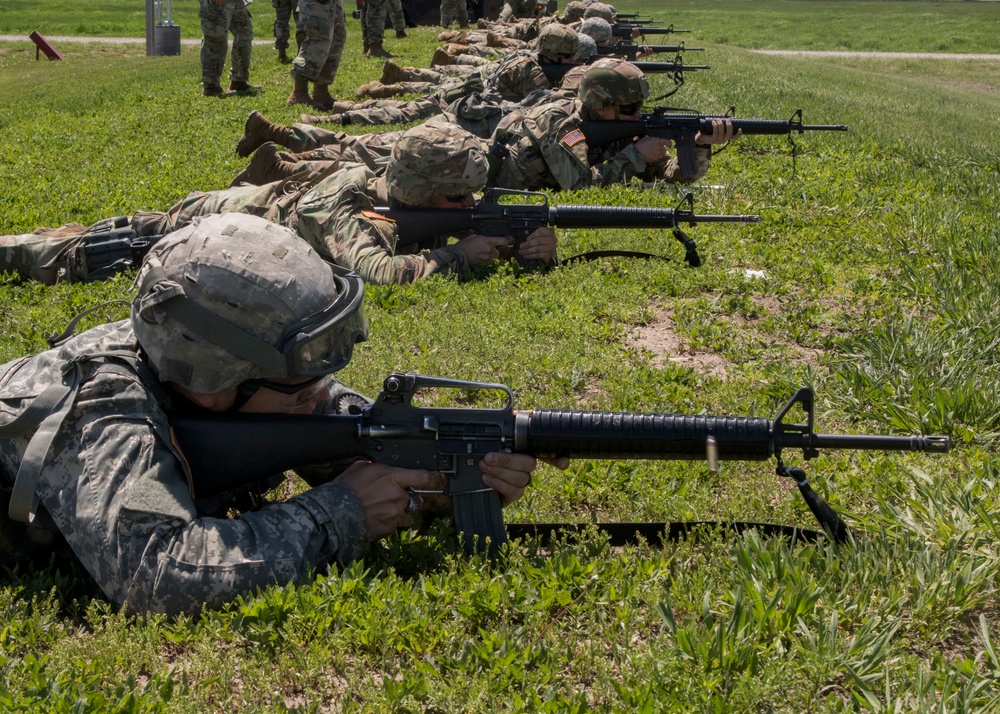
[506,520,826,547]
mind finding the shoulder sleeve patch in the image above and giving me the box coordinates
[361,210,395,223]
[561,128,586,147]
[532,72,548,87]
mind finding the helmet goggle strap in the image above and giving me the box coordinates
[140,263,368,382]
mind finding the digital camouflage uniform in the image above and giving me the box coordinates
[199,0,254,91]
[361,0,389,47]
[293,0,347,85]
[0,229,373,615]
[489,95,711,191]
[272,0,298,51]
[388,0,406,33]
[439,0,469,28]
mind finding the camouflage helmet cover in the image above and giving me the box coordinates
[573,32,597,62]
[537,23,579,60]
[559,63,590,92]
[577,57,649,110]
[385,123,490,205]
[579,16,612,45]
[583,2,614,22]
[561,1,586,22]
[132,214,367,394]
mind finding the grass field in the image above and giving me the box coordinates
[1,0,1000,711]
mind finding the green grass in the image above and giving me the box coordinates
[2,1,1000,711]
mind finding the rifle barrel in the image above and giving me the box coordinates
[547,204,758,227]
[517,410,950,460]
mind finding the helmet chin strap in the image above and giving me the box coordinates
[228,384,259,413]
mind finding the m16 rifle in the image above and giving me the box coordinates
[580,107,849,177]
[541,58,710,85]
[73,216,165,282]
[169,373,951,555]
[374,188,760,268]
[597,43,706,60]
[612,23,692,39]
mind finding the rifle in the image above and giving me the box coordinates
[613,24,692,38]
[374,189,760,268]
[540,59,710,85]
[74,216,165,282]
[597,43,706,60]
[168,373,951,555]
[580,107,849,177]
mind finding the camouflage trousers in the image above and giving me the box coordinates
[272,0,298,50]
[361,0,405,46]
[337,97,444,126]
[199,0,253,88]
[292,0,346,85]
[439,0,468,28]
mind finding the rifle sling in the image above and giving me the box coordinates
[505,520,826,546]
[560,249,676,264]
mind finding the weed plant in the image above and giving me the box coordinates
[1,1,999,711]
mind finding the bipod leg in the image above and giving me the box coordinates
[778,461,850,543]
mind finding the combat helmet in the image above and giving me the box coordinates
[579,16,612,46]
[132,213,368,395]
[537,24,579,62]
[583,2,614,23]
[561,1,587,22]
[577,57,649,112]
[385,123,490,205]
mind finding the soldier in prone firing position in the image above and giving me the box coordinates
[0,214,549,615]
[0,125,557,286]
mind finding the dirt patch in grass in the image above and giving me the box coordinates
[628,308,731,377]
[628,298,827,377]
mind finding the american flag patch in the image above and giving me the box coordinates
[533,72,547,86]
[361,210,394,222]
[561,129,586,147]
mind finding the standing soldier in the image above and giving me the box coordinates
[361,0,394,58]
[199,0,257,96]
[290,0,347,110]
[389,0,408,39]
[440,0,469,29]
[272,0,298,63]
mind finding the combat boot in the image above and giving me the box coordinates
[312,82,336,111]
[430,47,452,67]
[277,47,290,63]
[203,83,234,97]
[229,80,262,92]
[356,81,404,99]
[366,43,394,59]
[395,29,407,38]
[287,75,315,108]
[229,143,302,187]
[380,60,410,85]
[235,111,294,157]
[438,30,467,42]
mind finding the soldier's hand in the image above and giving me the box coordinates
[456,234,509,265]
[519,227,558,263]
[211,0,225,6]
[695,118,743,145]
[479,452,533,507]
[335,461,443,538]
[637,45,654,59]
[635,136,672,163]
